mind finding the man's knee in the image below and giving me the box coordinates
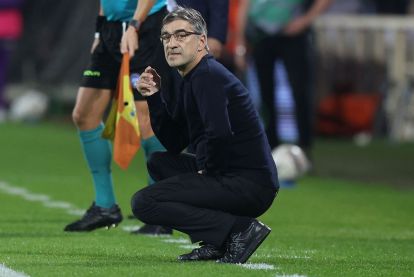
[72,87,111,129]
[72,109,101,130]
[72,108,86,128]
[131,189,153,223]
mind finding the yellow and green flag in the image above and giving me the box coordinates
[103,53,140,169]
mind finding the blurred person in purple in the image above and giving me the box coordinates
[0,0,23,121]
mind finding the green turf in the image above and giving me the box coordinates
[0,122,413,276]
[313,138,414,188]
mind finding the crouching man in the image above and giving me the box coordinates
[132,6,279,264]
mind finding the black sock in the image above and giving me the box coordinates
[230,217,253,234]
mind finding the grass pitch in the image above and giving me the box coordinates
[0,122,413,276]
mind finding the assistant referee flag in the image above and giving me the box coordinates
[103,53,140,169]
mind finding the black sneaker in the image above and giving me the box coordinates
[217,219,271,264]
[178,243,225,261]
[132,224,172,235]
[64,202,123,232]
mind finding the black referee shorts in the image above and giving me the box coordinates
[80,8,169,101]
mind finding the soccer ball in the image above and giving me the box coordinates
[272,144,311,182]
[9,90,49,122]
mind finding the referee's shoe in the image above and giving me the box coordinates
[132,224,172,235]
[64,202,123,232]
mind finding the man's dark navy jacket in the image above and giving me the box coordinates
[147,54,279,189]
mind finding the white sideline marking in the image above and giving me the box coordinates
[275,255,310,259]
[0,181,280,272]
[239,263,275,270]
[162,238,190,244]
[178,244,197,250]
[0,181,84,216]
[121,225,142,232]
[0,264,29,277]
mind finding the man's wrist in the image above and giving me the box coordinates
[129,19,141,32]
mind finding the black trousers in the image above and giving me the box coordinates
[252,31,314,150]
[131,152,277,247]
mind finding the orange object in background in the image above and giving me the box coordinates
[317,93,381,136]
[225,0,240,55]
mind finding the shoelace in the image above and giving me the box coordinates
[229,239,245,255]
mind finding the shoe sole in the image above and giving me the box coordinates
[132,232,172,237]
[64,218,122,232]
[96,219,122,231]
[104,223,120,230]
[178,252,224,262]
[178,255,219,262]
[238,221,271,264]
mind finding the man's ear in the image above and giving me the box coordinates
[198,34,207,51]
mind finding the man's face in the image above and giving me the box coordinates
[161,20,204,73]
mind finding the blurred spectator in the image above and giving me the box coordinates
[234,0,331,157]
[325,0,410,15]
[172,0,229,59]
[372,0,410,14]
[220,0,243,76]
[0,0,23,121]
[7,1,98,87]
[324,0,365,14]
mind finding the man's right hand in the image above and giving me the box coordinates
[136,66,161,96]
